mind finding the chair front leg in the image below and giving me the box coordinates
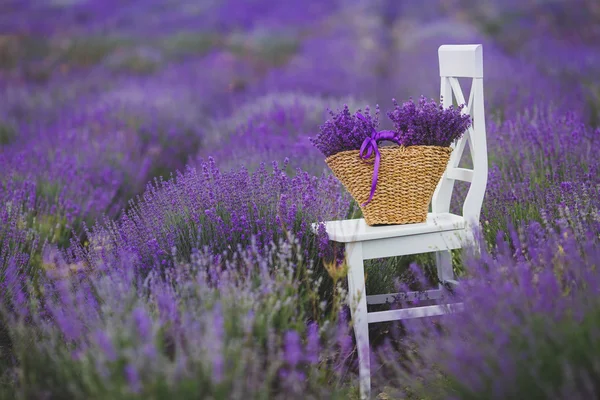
[346,242,371,399]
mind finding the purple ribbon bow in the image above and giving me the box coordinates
[356,113,401,206]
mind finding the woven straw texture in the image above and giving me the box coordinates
[326,146,452,226]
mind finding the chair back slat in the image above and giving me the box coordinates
[438,44,483,78]
[432,44,488,225]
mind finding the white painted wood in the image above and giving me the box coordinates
[435,250,454,290]
[346,242,370,400]
[449,77,477,161]
[438,44,483,78]
[312,45,487,399]
[446,167,473,182]
[361,230,465,260]
[367,303,464,324]
[431,76,457,214]
[433,44,487,227]
[462,77,488,225]
[315,212,465,243]
[367,289,443,305]
[443,279,460,289]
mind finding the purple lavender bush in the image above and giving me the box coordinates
[0,183,42,369]
[1,237,356,399]
[77,158,351,273]
[479,107,599,244]
[387,96,472,147]
[257,14,385,102]
[199,92,355,173]
[2,0,600,398]
[374,220,600,399]
[0,114,135,249]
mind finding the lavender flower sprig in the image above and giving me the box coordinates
[387,96,471,147]
[310,105,380,157]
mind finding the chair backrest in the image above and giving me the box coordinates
[431,44,488,226]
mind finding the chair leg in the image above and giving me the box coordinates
[435,250,454,289]
[346,242,371,399]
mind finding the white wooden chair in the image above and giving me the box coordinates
[313,44,487,399]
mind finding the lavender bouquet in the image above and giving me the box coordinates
[311,98,471,225]
[310,104,390,158]
[387,96,472,147]
[311,97,471,158]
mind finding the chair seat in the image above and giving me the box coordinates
[314,212,465,243]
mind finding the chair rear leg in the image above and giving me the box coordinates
[346,242,371,399]
[435,250,454,288]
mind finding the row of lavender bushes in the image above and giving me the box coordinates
[3,204,598,398]
[2,236,357,399]
[1,0,600,398]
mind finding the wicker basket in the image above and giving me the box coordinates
[326,146,452,226]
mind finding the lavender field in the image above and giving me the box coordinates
[1,1,599,399]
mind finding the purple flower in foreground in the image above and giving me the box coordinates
[93,330,117,362]
[284,330,303,367]
[125,364,142,394]
[305,322,320,365]
[336,308,354,373]
[132,307,153,342]
[211,304,225,383]
[1,259,29,319]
